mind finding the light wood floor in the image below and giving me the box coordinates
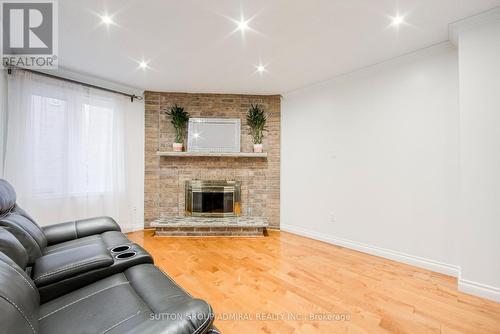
[127,230,500,334]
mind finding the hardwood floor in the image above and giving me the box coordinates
[127,230,500,334]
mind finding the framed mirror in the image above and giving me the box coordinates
[187,118,241,153]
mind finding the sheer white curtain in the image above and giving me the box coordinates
[4,70,132,227]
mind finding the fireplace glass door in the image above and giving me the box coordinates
[186,180,241,217]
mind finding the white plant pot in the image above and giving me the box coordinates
[253,144,263,153]
[173,143,183,152]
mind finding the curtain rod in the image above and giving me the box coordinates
[6,66,143,102]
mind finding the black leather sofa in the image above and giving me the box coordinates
[0,179,219,334]
[0,179,130,265]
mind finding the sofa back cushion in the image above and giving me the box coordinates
[0,227,29,269]
[0,252,40,334]
[0,179,48,264]
[0,178,16,213]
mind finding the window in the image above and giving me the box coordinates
[5,70,131,227]
[31,95,115,197]
[32,96,68,195]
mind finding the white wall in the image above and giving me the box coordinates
[122,98,145,232]
[281,43,461,275]
[454,10,500,301]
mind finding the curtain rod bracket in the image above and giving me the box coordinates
[130,95,143,103]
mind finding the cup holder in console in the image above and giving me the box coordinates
[115,251,137,260]
[111,245,131,253]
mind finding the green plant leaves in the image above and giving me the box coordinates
[164,104,190,143]
[246,104,267,144]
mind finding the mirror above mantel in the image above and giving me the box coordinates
[187,118,241,153]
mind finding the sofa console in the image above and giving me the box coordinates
[34,241,153,302]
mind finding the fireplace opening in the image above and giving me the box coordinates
[185,180,241,217]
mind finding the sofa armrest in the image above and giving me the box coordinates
[42,216,121,246]
[32,241,114,287]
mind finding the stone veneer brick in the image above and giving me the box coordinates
[144,92,281,229]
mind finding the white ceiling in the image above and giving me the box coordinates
[59,0,500,94]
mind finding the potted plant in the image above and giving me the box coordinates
[165,104,190,152]
[246,104,267,153]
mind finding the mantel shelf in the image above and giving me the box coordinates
[156,151,268,158]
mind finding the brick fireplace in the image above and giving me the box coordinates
[144,92,281,233]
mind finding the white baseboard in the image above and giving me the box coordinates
[280,224,460,277]
[458,278,500,303]
[281,224,500,303]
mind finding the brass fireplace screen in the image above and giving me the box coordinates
[185,180,241,217]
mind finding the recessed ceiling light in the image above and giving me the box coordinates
[138,60,149,70]
[227,14,259,37]
[391,15,405,27]
[100,15,114,26]
[237,19,249,31]
[255,64,266,74]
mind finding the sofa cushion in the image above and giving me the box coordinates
[33,241,114,287]
[0,179,16,214]
[0,180,48,265]
[0,252,40,334]
[42,216,121,246]
[44,231,130,255]
[39,264,214,334]
[0,227,29,269]
[0,205,48,264]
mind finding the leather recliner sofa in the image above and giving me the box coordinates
[0,179,131,265]
[0,179,220,334]
[0,228,219,333]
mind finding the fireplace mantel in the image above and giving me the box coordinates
[156,151,267,158]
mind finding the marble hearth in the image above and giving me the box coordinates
[151,216,268,236]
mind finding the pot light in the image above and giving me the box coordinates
[390,15,405,27]
[138,60,149,70]
[237,19,249,31]
[100,15,114,26]
[256,65,265,73]
[227,13,259,37]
